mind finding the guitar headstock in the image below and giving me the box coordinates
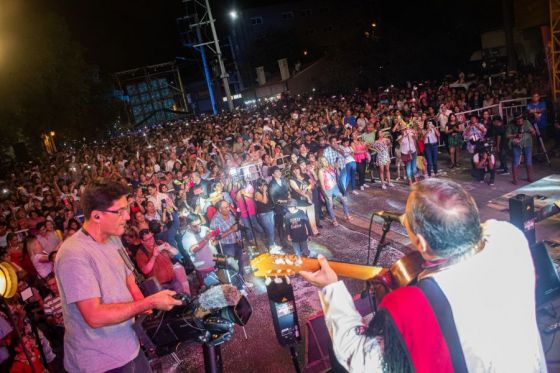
[250,253,307,277]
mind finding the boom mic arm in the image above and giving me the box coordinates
[373,210,403,223]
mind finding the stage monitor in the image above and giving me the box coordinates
[530,241,560,306]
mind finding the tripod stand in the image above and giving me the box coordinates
[531,120,551,166]
[203,343,223,373]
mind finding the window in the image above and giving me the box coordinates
[300,9,312,17]
[281,11,294,20]
[250,16,263,25]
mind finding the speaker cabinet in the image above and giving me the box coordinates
[509,194,536,247]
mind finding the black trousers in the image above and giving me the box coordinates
[274,205,287,244]
[356,159,367,187]
[471,167,495,184]
[497,146,508,171]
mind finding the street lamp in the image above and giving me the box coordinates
[229,10,238,20]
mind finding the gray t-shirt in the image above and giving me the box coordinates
[55,230,139,372]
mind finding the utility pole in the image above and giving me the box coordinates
[178,0,234,113]
[205,0,234,111]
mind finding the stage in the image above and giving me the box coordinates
[151,159,560,372]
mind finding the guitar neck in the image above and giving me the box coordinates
[300,257,386,281]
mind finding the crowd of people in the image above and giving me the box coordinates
[0,70,557,371]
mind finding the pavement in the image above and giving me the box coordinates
[152,149,560,373]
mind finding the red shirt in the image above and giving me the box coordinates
[135,246,174,285]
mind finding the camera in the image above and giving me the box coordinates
[138,284,252,356]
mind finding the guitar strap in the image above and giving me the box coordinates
[373,279,467,373]
[417,278,468,373]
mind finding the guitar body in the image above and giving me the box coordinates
[389,251,424,288]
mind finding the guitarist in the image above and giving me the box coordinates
[300,179,546,373]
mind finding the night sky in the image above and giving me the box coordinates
[42,0,499,74]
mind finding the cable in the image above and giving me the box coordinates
[366,211,376,266]
[152,311,167,338]
[545,329,557,354]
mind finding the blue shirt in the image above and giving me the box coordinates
[344,115,357,127]
[527,101,547,129]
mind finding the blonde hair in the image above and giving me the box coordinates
[317,156,329,169]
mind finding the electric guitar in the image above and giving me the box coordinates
[250,251,424,288]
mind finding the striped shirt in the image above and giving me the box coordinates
[210,212,241,245]
[44,294,64,326]
[323,146,344,169]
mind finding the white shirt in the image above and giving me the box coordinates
[319,220,546,373]
[399,130,417,154]
[147,192,168,212]
[424,128,438,144]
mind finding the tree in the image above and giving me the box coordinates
[0,0,118,152]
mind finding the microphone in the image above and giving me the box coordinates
[374,210,403,223]
[198,284,241,310]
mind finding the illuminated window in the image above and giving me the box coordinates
[250,16,263,25]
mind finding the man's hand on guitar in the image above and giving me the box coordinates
[299,255,338,289]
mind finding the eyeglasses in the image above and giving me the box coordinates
[100,208,130,217]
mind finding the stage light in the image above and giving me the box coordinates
[371,23,377,28]
[0,262,18,299]
[229,10,238,20]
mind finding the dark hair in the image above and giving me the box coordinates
[6,232,18,243]
[68,218,82,230]
[405,179,481,258]
[81,179,130,220]
[138,229,151,239]
[148,219,162,235]
[255,178,268,189]
[35,222,46,230]
[186,213,200,225]
[290,164,301,173]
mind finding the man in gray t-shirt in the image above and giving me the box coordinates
[55,179,181,373]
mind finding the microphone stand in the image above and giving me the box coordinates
[240,191,261,256]
[364,212,394,313]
